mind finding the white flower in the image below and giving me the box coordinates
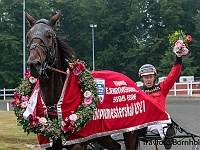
[39,117,47,125]
[69,114,78,122]
[21,101,28,108]
[84,91,92,98]
[29,76,38,84]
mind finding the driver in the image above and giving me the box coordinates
[138,55,182,149]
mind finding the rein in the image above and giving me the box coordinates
[47,66,69,75]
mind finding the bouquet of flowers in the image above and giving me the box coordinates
[169,30,192,57]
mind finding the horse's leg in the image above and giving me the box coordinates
[65,142,88,150]
[123,131,139,150]
[45,139,63,150]
[155,140,158,150]
[46,148,61,150]
[95,136,121,150]
[46,139,87,150]
[46,146,62,150]
[46,143,88,150]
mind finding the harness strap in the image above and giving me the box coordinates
[29,43,47,56]
[47,104,58,117]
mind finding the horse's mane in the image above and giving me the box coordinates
[56,36,77,69]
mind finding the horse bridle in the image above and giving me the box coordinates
[27,19,57,78]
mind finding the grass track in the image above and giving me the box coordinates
[0,110,44,150]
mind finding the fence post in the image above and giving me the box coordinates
[174,83,176,96]
[3,88,5,100]
[7,103,9,111]
[190,81,193,96]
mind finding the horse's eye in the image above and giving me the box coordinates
[46,30,53,39]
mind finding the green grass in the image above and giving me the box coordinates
[0,110,44,150]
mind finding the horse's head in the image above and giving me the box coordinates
[26,11,61,78]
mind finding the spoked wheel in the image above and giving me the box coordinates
[192,144,200,150]
[192,141,200,150]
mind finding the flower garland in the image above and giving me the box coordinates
[168,30,192,57]
[11,60,98,140]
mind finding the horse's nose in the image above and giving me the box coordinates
[27,60,42,69]
[26,59,42,78]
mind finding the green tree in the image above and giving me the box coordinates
[0,0,200,89]
[0,0,23,88]
[0,0,57,88]
[191,3,200,77]
[132,0,199,81]
[158,50,198,78]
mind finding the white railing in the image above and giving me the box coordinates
[0,88,15,100]
[136,81,200,97]
[169,82,200,96]
[1,82,200,100]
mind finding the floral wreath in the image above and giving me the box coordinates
[11,59,98,140]
[168,30,192,57]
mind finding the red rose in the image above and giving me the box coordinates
[186,35,192,44]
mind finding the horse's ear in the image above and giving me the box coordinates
[49,10,61,27]
[25,11,36,27]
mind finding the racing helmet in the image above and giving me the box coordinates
[138,64,157,78]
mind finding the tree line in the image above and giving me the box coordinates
[0,0,200,89]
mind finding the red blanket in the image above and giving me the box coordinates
[62,70,170,145]
[34,70,170,147]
